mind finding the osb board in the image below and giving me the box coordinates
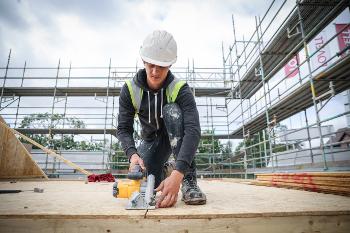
[1,215,350,233]
[0,180,349,219]
[1,180,350,233]
[0,122,47,179]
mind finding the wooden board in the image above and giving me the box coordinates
[257,172,350,177]
[251,180,350,195]
[0,117,47,179]
[0,180,349,232]
[256,177,350,188]
[254,172,350,196]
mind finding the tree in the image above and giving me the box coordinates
[19,113,100,150]
[20,113,85,129]
[197,129,223,154]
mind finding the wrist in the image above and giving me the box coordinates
[130,153,139,163]
[171,170,184,183]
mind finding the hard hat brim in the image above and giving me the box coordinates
[140,53,177,67]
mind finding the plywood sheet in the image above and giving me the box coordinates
[0,119,47,179]
[0,180,349,218]
[0,180,349,233]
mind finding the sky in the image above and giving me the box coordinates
[0,0,276,150]
[0,0,272,68]
[1,0,349,152]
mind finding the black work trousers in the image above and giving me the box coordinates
[137,103,196,188]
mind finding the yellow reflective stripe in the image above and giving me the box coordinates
[170,81,186,102]
[166,88,171,103]
[125,80,137,111]
[139,89,143,111]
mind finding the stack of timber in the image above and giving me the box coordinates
[252,172,350,196]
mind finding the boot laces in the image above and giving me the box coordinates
[184,177,200,192]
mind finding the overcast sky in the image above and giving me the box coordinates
[0,0,275,68]
[1,0,349,150]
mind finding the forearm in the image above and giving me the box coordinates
[117,129,137,159]
[117,83,137,159]
[175,125,200,173]
[174,85,201,174]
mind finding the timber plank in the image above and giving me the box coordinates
[252,180,350,195]
[257,172,350,177]
[256,175,350,182]
[256,177,350,188]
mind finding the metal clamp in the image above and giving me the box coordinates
[315,81,335,102]
[255,67,263,77]
[268,114,277,128]
[287,22,301,38]
[315,81,335,112]
[243,129,250,139]
[0,94,16,103]
[94,93,107,103]
[54,96,65,104]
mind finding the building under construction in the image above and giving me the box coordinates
[1,0,350,232]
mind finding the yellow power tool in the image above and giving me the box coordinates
[113,165,156,210]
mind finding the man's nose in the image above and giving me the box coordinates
[151,66,160,76]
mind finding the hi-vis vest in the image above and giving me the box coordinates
[125,78,186,114]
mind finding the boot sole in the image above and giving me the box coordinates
[182,197,207,205]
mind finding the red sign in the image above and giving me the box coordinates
[284,54,299,78]
[335,24,350,57]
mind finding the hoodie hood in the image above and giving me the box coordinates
[133,68,175,93]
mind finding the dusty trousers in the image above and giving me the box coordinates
[137,103,197,188]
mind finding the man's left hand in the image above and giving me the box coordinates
[155,170,184,208]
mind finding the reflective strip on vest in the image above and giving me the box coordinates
[125,80,143,113]
[126,78,185,112]
[166,78,186,103]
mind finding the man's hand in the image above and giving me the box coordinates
[155,170,184,208]
[129,153,145,171]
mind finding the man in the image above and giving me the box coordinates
[117,30,206,208]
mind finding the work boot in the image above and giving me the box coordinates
[181,174,206,205]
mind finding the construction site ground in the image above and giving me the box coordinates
[0,179,349,233]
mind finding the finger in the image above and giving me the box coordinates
[155,181,164,192]
[160,195,171,208]
[169,195,177,207]
[156,193,166,208]
[163,194,177,208]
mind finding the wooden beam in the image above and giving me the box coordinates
[253,172,350,196]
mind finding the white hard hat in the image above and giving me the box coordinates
[140,30,177,67]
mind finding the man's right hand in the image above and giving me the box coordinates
[129,153,146,171]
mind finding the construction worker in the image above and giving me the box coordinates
[117,30,206,208]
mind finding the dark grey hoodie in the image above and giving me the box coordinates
[117,69,201,174]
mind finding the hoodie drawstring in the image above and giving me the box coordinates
[146,89,163,129]
[147,91,151,123]
[154,92,159,130]
[160,88,164,118]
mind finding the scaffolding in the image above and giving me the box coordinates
[1,0,350,178]
[223,0,350,175]
[0,51,234,177]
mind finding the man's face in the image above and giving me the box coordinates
[144,62,170,91]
